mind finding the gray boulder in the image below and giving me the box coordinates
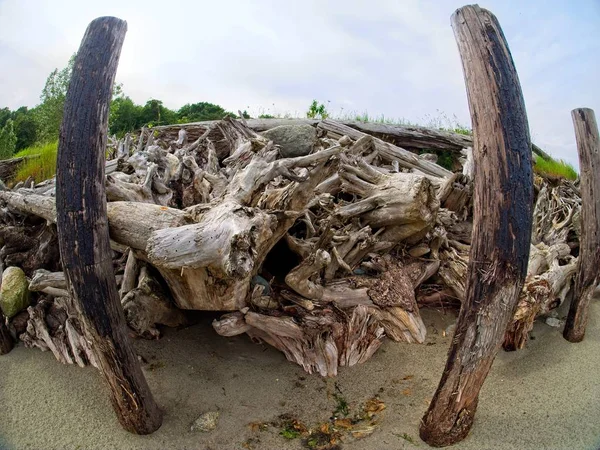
[0,267,30,318]
[262,124,317,158]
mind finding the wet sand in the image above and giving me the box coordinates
[1,299,599,450]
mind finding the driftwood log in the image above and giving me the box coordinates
[564,108,600,342]
[153,118,551,161]
[0,113,581,374]
[0,38,582,386]
[0,116,580,379]
[55,16,162,434]
[420,5,534,446]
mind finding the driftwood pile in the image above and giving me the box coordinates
[0,117,581,376]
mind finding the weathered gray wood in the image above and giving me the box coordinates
[318,120,453,178]
[0,157,27,183]
[154,118,551,160]
[55,17,162,434]
[420,6,534,447]
[564,108,600,342]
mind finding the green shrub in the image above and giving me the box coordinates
[13,141,58,184]
[306,100,329,119]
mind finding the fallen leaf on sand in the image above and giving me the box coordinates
[333,418,353,430]
[363,398,386,418]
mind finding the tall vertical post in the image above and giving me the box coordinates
[419,5,534,447]
[0,314,14,355]
[56,17,162,434]
[563,108,600,342]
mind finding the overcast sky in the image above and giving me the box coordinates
[1,0,598,168]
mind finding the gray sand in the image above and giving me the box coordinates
[1,300,599,450]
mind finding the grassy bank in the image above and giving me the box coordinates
[533,155,578,181]
[13,141,58,184]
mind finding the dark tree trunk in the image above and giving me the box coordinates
[56,17,162,434]
[419,5,534,447]
[564,108,600,342]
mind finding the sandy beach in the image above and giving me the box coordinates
[1,298,599,450]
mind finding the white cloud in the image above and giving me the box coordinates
[1,0,598,168]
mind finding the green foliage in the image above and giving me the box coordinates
[534,155,578,180]
[0,107,11,129]
[177,102,230,122]
[35,54,76,142]
[279,427,301,439]
[0,107,37,151]
[109,96,143,136]
[332,392,349,417]
[138,99,177,128]
[306,100,329,119]
[12,107,38,149]
[13,141,58,184]
[258,114,276,119]
[0,119,17,160]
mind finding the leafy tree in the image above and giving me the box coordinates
[0,107,11,129]
[0,119,17,159]
[109,96,143,136]
[177,102,229,122]
[9,107,37,150]
[35,54,76,142]
[139,99,177,127]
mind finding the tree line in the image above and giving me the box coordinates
[0,54,247,159]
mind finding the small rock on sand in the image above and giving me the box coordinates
[191,411,219,432]
[545,317,562,328]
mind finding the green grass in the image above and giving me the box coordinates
[533,155,578,181]
[13,141,58,185]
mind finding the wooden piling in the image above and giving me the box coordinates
[55,17,162,434]
[563,108,600,343]
[419,5,534,446]
[0,314,14,355]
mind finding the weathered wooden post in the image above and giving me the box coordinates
[419,5,534,446]
[56,17,162,434]
[563,108,600,342]
[0,314,14,355]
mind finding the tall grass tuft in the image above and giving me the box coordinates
[533,155,578,181]
[13,141,58,184]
